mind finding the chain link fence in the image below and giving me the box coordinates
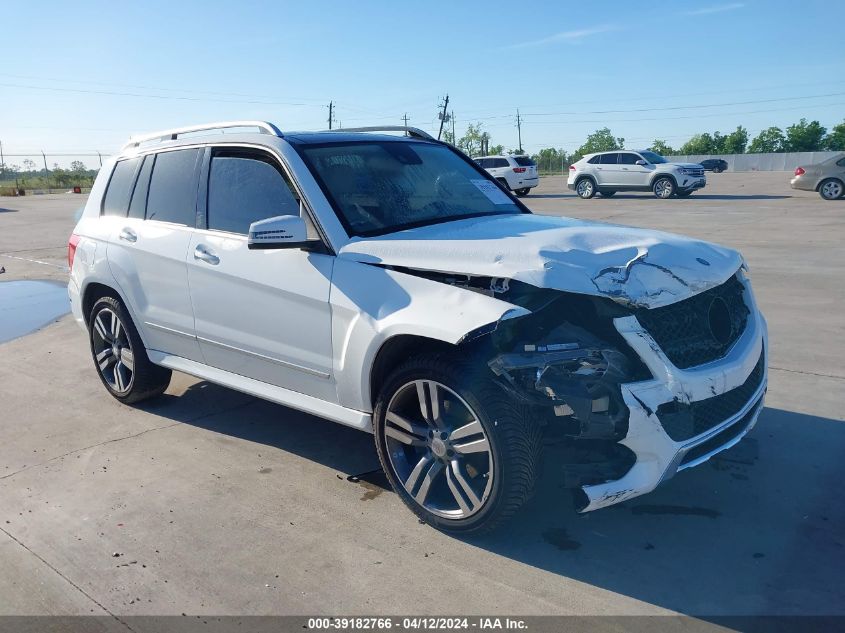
[0,152,108,195]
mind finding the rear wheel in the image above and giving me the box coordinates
[575,178,596,199]
[516,188,530,197]
[653,176,676,199]
[712,167,723,173]
[88,295,171,404]
[819,178,844,200]
[373,354,541,534]
[598,190,616,197]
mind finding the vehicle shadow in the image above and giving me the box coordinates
[147,384,845,616]
[0,207,19,213]
[602,194,791,201]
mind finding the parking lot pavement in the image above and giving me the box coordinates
[1,172,843,617]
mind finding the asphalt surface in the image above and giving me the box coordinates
[1,172,843,618]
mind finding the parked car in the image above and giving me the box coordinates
[568,150,706,199]
[68,121,767,534]
[699,158,728,173]
[790,154,845,200]
[475,155,538,196]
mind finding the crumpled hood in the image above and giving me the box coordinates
[338,214,742,309]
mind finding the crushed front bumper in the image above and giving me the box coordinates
[578,276,768,512]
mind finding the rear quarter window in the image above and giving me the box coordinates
[102,158,141,216]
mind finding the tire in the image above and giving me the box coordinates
[516,188,530,197]
[88,295,172,404]
[652,176,676,199]
[373,353,542,534]
[712,167,723,174]
[818,178,844,200]
[575,178,596,199]
[598,190,616,198]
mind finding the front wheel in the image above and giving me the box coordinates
[712,167,723,173]
[819,178,844,200]
[653,176,676,199]
[373,354,541,534]
[88,295,171,404]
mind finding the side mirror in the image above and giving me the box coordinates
[635,159,648,166]
[247,215,316,250]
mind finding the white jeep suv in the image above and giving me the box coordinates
[568,150,706,199]
[475,155,539,196]
[69,121,766,533]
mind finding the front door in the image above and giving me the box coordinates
[186,147,337,402]
[617,152,652,186]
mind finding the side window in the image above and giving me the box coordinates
[587,155,601,164]
[102,158,141,216]
[837,157,845,167]
[599,153,619,165]
[207,151,300,235]
[494,158,510,168]
[128,155,153,219]
[146,148,201,225]
[476,159,488,169]
[618,153,641,165]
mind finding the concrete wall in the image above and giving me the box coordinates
[666,151,842,172]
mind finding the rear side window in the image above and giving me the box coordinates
[513,156,535,167]
[207,152,300,235]
[128,155,153,219]
[102,158,141,216]
[493,158,509,168]
[146,149,201,225]
[599,153,619,165]
[587,155,601,164]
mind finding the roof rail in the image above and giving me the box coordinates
[122,120,283,151]
[321,126,435,140]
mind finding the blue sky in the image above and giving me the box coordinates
[1,0,843,166]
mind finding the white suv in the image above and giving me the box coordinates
[69,121,767,534]
[475,155,539,196]
[568,150,706,199]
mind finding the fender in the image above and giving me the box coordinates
[329,258,528,412]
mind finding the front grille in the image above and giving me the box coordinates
[636,274,749,368]
[684,168,705,178]
[657,349,765,442]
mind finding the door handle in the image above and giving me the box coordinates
[194,245,220,266]
[119,228,137,243]
[622,167,629,170]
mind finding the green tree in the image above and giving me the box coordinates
[748,127,785,153]
[70,160,87,173]
[679,133,718,155]
[22,159,36,172]
[457,122,486,157]
[531,147,567,173]
[784,118,827,152]
[573,128,623,161]
[650,140,675,155]
[720,126,748,154]
[823,120,845,151]
[488,144,504,156]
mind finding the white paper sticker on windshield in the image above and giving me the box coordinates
[471,179,512,205]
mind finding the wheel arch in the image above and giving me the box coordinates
[816,177,843,191]
[649,172,678,187]
[80,280,151,349]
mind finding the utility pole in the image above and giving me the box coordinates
[97,151,103,167]
[516,109,523,154]
[41,151,48,173]
[327,101,334,130]
[0,139,4,169]
[402,113,409,127]
[437,94,449,141]
[451,111,455,144]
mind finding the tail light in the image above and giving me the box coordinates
[513,167,527,173]
[68,234,81,270]
[794,167,805,176]
[569,165,576,171]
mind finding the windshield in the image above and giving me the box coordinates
[297,141,524,236]
[640,151,668,164]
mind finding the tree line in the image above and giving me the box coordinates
[0,160,97,188]
[447,117,845,171]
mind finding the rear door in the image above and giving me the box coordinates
[594,153,621,186]
[106,148,203,360]
[186,146,336,401]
